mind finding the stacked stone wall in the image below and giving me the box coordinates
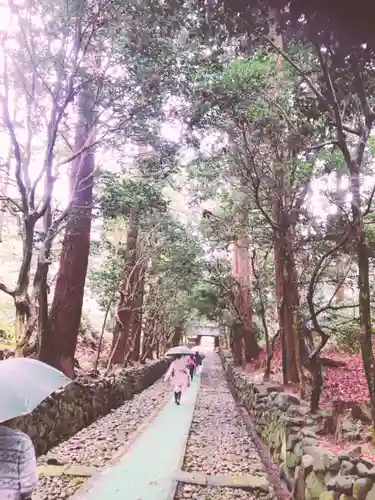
[220,350,375,500]
[17,359,170,455]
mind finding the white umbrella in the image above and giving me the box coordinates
[0,358,71,423]
[165,346,194,357]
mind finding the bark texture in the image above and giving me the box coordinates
[231,209,260,365]
[108,216,139,366]
[39,88,95,377]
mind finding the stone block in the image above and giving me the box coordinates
[293,465,306,498]
[286,450,301,468]
[365,482,375,499]
[357,463,370,478]
[304,446,341,473]
[37,465,69,477]
[341,461,356,476]
[64,465,97,477]
[280,463,294,491]
[174,470,207,486]
[353,478,373,500]
[335,475,355,496]
[319,492,336,500]
[274,393,301,411]
[302,455,315,476]
[286,432,299,451]
[206,474,269,492]
[306,471,326,499]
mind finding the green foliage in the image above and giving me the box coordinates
[90,164,205,332]
[331,322,361,353]
[188,258,235,326]
[97,172,168,222]
[90,252,124,310]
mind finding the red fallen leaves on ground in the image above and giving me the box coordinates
[321,349,370,404]
[245,343,375,461]
[245,341,371,404]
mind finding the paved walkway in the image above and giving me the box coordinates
[80,372,201,500]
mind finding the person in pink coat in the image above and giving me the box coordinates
[164,354,190,405]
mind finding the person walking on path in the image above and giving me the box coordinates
[194,351,203,374]
[186,354,196,381]
[0,418,37,500]
[164,354,190,405]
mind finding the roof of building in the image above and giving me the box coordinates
[186,325,220,337]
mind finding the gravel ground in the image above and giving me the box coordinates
[175,354,275,500]
[34,377,170,500]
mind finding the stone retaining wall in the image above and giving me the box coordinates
[220,350,375,500]
[17,358,169,456]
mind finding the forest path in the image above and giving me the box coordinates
[34,353,281,500]
[74,353,279,500]
[74,365,200,500]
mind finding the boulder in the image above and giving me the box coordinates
[280,463,294,491]
[351,404,372,424]
[353,478,373,500]
[303,446,341,473]
[306,471,326,500]
[286,450,301,468]
[281,415,308,427]
[319,493,336,500]
[286,432,300,451]
[357,463,370,478]
[335,475,355,495]
[274,393,301,411]
[365,483,375,499]
[293,465,306,499]
[338,447,362,463]
[301,455,315,476]
[341,461,356,476]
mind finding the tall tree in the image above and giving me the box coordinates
[39,85,96,375]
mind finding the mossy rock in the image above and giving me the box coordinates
[306,471,326,500]
[295,441,304,461]
[281,433,287,462]
[319,492,336,500]
[275,426,285,449]
[286,450,301,468]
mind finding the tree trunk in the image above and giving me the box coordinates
[171,325,183,347]
[39,87,95,377]
[230,321,243,366]
[350,166,375,430]
[109,216,139,366]
[266,6,300,385]
[232,216,260,362]
[251,251,272,379]
[274,220,300,384]
[130,261,146,362]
